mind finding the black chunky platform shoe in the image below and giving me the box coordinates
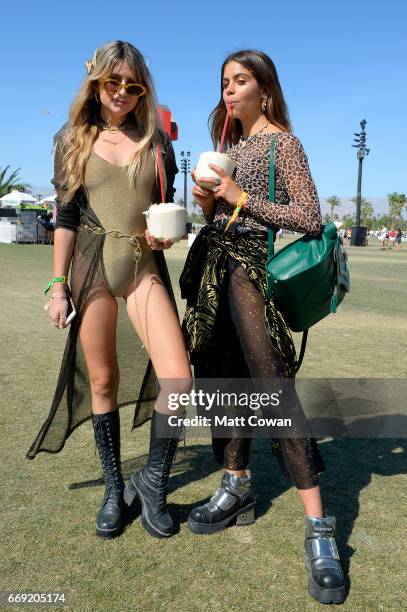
[187,471,257,535]
[304,515,346,604]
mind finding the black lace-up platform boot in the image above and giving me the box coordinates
[124,411,183,538]
[92,411,125,539]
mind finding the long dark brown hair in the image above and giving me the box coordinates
[209,50,292,149]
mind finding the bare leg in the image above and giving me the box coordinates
[79,286,119,415]
[79,286,125,538]
[123,258,191,538]
[124,258,192,414]
[297,485,324,518]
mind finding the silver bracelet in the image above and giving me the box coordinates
[51,292,68,299]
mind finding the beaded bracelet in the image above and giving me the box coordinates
[43,276,68,295]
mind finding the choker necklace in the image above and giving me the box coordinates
[99,117,134,134]
[98,117,135,145]
[239,120,270,148]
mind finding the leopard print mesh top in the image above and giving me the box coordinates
[206,131,322,235]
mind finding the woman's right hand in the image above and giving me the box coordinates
[47,296,69,329]
[191,168,216,210]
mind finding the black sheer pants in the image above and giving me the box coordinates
[212,259,324,490]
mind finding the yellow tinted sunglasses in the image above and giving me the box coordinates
[99,78,147,97]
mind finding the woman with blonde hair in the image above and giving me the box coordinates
[27,40,191,541]
[180,49,346,604]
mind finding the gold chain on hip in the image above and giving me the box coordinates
[82,224,144,267]
[82,223,147,346]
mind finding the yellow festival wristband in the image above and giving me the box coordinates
[224,192,249,232]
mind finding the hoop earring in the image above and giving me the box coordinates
[261,95,268,113]
[95,92,100,102]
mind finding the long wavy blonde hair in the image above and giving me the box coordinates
[60,40,161,204]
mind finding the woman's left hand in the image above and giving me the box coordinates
[145,230,173,250]
[208,163,243,206]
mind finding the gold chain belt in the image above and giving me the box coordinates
[81,221,148,284]
[82,222,145,268]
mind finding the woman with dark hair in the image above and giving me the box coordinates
[27,41,190,541]
[395,227,402,250]
[180,50,345,604]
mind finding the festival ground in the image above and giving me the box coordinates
[1,237,405,610]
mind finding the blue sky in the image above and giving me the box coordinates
[1,0,406,208]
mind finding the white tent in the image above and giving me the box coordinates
[0,190,37,207]
[38,195,57,208]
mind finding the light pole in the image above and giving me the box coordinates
[351,119,370,246]
[180,151,191,210]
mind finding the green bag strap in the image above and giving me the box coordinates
[265,134,308,373]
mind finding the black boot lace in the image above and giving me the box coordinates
[94,418,124,504]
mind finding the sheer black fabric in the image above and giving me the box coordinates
[26,131,178,459]
[180,223,325,489]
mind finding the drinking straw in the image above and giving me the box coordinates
[218,104,232,153]
[156,144,166,202]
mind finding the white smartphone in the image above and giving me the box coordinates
[65,287,77,326]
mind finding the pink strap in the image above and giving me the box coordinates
[156,144,166,203]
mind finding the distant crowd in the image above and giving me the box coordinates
[341,227,404,249]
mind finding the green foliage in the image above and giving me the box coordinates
[19,205,45,211]
[361,201,374,228]
[0,166,31,198]
[350,196,375,228]
[341,213,355,229]
[371,215,390,230]
[387,192,406,225]
[325,195,341,221]
[187,198,205,224]
[187,211,205,224]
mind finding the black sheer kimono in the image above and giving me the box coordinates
[26,131,179,459]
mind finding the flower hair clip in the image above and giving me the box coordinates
[84,50,98,75]
[84,59,95,75]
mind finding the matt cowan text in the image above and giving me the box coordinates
[168,416,292,427]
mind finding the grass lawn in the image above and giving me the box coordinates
[0,238,406,611]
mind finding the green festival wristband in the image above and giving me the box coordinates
[44,276,68,295]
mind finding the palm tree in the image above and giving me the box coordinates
[387,192,406,226]
[325,196,341,221]
[0,166,31,198]
[341,213,355,229]
[360,201,374,227]
[350,196,374,226]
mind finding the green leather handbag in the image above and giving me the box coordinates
[265,137,350,359]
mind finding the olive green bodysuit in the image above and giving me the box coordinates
[84,151,156,296]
